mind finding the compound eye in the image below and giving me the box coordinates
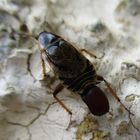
[38,31,56,49]
[50,37,58,43]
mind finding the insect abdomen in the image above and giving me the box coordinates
[81,85,109,116]
[59,59,96,93]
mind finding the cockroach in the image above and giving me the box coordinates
[11,25,133,116]
[36,31,133,116]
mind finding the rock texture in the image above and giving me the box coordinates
[0,0,140,140]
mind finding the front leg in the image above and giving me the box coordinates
[41,52,48,79]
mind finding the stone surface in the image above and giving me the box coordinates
[0,0,140,140]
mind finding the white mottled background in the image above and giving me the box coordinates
[0,0,140,140]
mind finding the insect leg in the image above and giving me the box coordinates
[80,49,97,58]
[27,53,37,81]
[97,75,134,116]
[40,52,49,79]
[53,84,72,115]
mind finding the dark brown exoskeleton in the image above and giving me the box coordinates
[37,31,133,116]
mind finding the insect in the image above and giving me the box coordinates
[37,31,133,116]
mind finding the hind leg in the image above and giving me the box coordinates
[97,75,134,115]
